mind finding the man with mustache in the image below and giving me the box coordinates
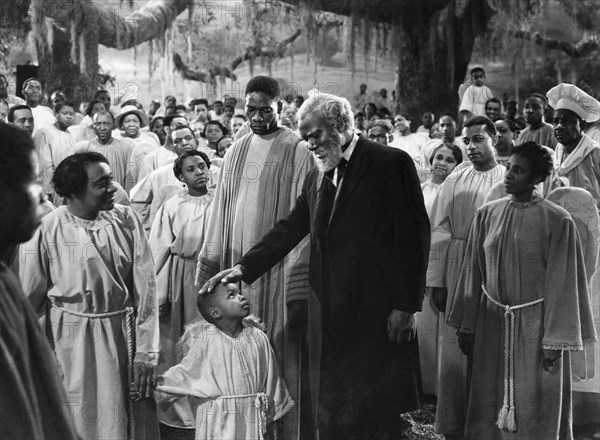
[200,90,430,439]
[196,75,313,439]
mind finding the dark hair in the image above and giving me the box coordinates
[394,111,412,121]
[163,114,187,129]
[0,123,34,191]
[173,150,211,179]
[54,101,75,114]
[7,105,32,123]
[354,112,365,119]
[511,141,553,184]
[86,100,108,117]
[364,102,377,113]
[175,104,188,112]
[149,116,164,131]
[463,115,497,137]
[196,291,217,324]
[232,114,247,121]
[440,112,456,122]
[526,93,547,108]
[0,123,36,246]
[495,118,521,137]
[245,76,280,99]
[378,107,391,118]
[203,120,228,137]
[52,152,109,198]
[93,89,110,100]
[485,98,502,108]
[470,67,485,76]
[430,143,464,166]
[192,98,209,108]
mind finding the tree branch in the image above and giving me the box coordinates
[39,0,192,49]
[513,30,599,58]
[174,29,302,83]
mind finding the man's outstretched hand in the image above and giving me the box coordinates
[199,264,245,294]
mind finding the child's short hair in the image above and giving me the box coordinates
[470,67,485,77]
[197,289,218,324]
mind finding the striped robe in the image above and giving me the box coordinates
[196,127,313,439]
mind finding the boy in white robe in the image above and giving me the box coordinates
[154,283,294,440]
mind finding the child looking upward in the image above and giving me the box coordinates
[154,283,294,440]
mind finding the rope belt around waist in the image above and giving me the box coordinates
[214,392,269,440]
[50,303,137,440]
[481,285,544,433]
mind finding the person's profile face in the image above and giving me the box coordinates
[217,137,233,158]
[74,162,117,212]
[299,113,343,173]
[0,103,9,122]
[494,120,515,150]
[504,153,535,197]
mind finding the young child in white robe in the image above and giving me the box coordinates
[154,282,294,440]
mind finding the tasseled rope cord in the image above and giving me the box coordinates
[218,392,269,439]
[50,303,136,440]
[481,285,543,432]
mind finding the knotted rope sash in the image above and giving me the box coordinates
[481,285,544,432]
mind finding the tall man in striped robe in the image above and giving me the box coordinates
[196,76,314,439]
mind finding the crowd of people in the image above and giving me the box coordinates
[0,67,599,440]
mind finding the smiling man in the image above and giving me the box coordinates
[196,75,313,439]
[546,83,600,207]
[200,90,430,439]
[426,115,505,438]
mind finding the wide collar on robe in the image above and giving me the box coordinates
[555,133,599,176]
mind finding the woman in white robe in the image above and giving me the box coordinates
[449,142,596,440]
[419,143,462,396]
[19,151,159,440]
[148,150,215,377]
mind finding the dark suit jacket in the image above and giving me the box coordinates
[241,135,430,346]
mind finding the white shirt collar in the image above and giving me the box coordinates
[342,132,359,162]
